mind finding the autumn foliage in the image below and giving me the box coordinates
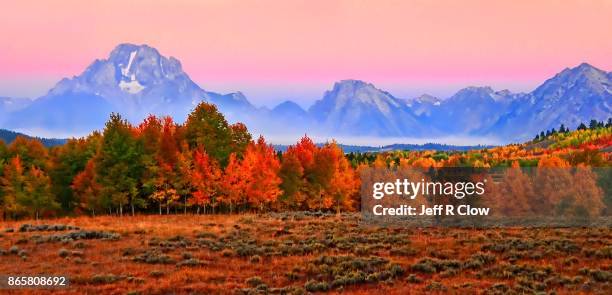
[0,102,361,219]
[0,102,609,220]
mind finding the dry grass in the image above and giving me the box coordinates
[0,213,610,294]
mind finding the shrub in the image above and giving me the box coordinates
[406,274,423,284]
[176,258,202,267]
[9,246,19,254]
[58,248,70,258]
[91,274,122,284]
[149,271,165,278]
[304,280,329,292]
[245,276,264,287]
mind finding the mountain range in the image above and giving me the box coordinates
[0,43,610,144]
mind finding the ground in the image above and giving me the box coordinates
[0,213,610,294]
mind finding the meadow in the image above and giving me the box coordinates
[1,213,610,294]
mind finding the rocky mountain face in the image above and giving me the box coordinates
[0,43,609,143]
[2,44,256,136]
[307,80,433,137]
[481,63,611,140]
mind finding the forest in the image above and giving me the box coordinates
[0,102,610,220]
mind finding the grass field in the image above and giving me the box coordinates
[0,213,610,294]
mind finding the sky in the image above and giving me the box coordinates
[0,0,611,108]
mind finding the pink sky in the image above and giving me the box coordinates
[1,0,611,107]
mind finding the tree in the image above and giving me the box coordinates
[150,161,181,215]
[308,143,337,209]
[1,156,27,219]
[184,102,250,166]
[242,137,282,211]
[23,165,58,219]
[487,161,535,217]
[534,156,573,215]
[324,142,360,213]
[72,160,102,216]
[570,165,605,218]
[49,136,99,212]
[221,153,248,213]
[95,113,145,216]
[289,135,319,209]
[189,149,221,213]
[279,151,304,209]
[7,136,48,170]
[229,122,252,158]
[577,123,587,130]
[173,145,194,214]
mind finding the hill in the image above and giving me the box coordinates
[0,129,67,147]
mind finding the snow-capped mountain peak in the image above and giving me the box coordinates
[2,44,256,135]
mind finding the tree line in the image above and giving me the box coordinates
[534,118,612,141]
[0,102,359,220]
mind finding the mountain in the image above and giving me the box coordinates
[425,86,522,134]
[3,44,257,136]
[271,101,308,121]
[0,129,66,147]
[0,42,609,144]
[273,142,493,153]
[307,80,432,137]
[405,94,441,116]
[483,63,611,141]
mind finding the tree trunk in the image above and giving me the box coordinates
[119,205,123,217]
[36,210,39,220]
[159,203,162,215]
[131,203,135,216]
[166,205,170,215]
